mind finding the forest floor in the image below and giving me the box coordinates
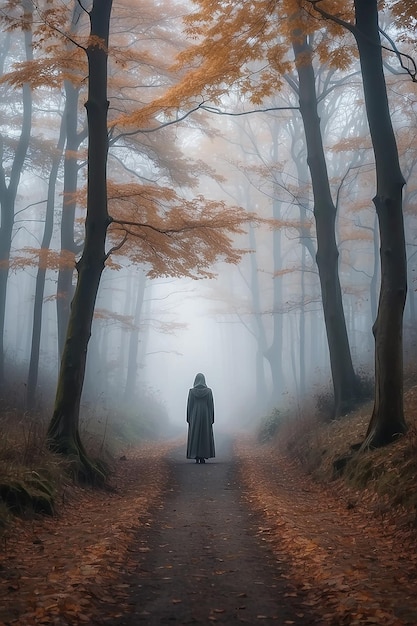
[1,424,417,625]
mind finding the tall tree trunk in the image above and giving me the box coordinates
[294,154,316,397]
[56,1,88,358]
[125,270,147,400]
[57,80,84,357]
[299,232,306,397]
[289,313,299,397]
[370,213,379,325]
[352,0,407,446]
[265,128,284,406]
[292,32,359,417]
[28,0,86,405]
[247,223,269,409]
[47,0,113,482]
[27,119,66,408]
[265,214,284,405]
[0,4,32,386]
[137,284,152,375]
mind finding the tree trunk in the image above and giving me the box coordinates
[292,32,359,417]
[56,2,89,358]
[57,80,84,358]
[299,233,306,397]
[265,215,285,405]
[47,0,113,482]
[0,6,32,386]
[28,0,86,405]
[352,0,407,447]
[247,223,269,409]
[265,127,285,406]
[370,213,379,325]
[26,120,66,408]
[125,270,147,400]
[294,154,315,398]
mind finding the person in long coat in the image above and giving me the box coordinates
[186,373,215,463]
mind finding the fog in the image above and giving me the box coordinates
[0,3,416,446]
[142,277,259,432]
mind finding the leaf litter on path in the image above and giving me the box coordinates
[236,436,417,626]
[0,441,176,625]
[1,434,417,625]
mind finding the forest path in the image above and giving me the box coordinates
[110,434,317,625]
[1,434,417,625]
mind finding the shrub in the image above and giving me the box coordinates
[257,408,282,443]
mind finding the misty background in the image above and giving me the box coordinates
[0,1,416,446]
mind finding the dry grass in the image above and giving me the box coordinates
[272,384,417,519]
[0,404,162,527]
[0,413,69,522]
[0,409,120,525]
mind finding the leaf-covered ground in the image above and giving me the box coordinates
[0,441,175,625]
[237,437,417,625]
[1,433,416,625]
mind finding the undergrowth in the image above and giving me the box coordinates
[0,396,165,528]
[0,413,68,525]
[257,408,283,443]
[259,381,417,515]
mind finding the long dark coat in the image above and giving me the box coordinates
[186,373,215,460]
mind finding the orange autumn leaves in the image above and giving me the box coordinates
[236,436,417,626]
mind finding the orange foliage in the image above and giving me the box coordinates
[386,0,417,31]
[9,248,75,272]
[93,308,135,328]
[107,182,253,278]
[0,0,254,283]
[273,267,299,278]
[114,0,359,130]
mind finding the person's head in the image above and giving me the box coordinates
[193,372,206,387]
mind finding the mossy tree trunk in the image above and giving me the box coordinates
[352,0,407,447]
[47,0,113,482]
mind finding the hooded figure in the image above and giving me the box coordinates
[186,373,215,463]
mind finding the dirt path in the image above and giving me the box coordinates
[2,434,417,625]
[101,440,318,626]
[110,435,318,625]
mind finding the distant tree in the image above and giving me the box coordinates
[56,76,86,358]
[264,121,285,406]
[27,1,87,408]
[0,1,33,386]
[124,269,147,400]
[290,142,317,397]
[161,1,362,416]
[26,116,66,409]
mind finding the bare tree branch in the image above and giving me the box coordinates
[379,28,417,82]
[306,0,417,82]
[109,101,299,143]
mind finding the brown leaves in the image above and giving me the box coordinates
[0,441,178,625]
[108,182,253,279]
[9,248,74,272]
[236,436,417,625]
